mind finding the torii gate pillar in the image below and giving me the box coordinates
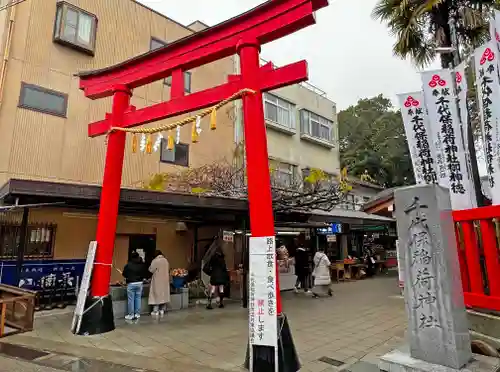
[238,39,299,371]
[75,1,329,370]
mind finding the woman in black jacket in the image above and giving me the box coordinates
[122,252,147,320]
[204,250,229,309]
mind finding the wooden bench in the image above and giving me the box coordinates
[0,284,36,337]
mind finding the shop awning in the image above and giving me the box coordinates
[308,208,395,226]
[0,178,247,224]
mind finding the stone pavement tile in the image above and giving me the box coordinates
[6,277,406,372]
[0,356,62,372]
[343,360,380,372]
[301,360,332,372]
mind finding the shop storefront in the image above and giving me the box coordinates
[0,178,248,312]
[315,223,344,261]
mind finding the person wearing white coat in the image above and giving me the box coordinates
[312,248,333,298]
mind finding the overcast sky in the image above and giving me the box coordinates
[138,0,440,110]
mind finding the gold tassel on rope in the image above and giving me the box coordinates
[167,130,174,150]
[132,134,138,153]
[146,134,153,154]
[191,121,199,143]
[110,89,256,138]
[209,108,217,130]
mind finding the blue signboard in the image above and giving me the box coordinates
[0,259,85,292]
[316,223,343,235]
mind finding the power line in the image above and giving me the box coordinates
[0,0,28,13]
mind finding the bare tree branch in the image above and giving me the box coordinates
[144,158,350,213]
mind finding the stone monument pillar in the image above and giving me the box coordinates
[379,184,499,372]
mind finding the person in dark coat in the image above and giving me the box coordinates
[204,250,229,309]
[122,252,148,320]
[294,246,310,293]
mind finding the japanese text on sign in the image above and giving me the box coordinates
[428,74,465,195]
[405,197,441,330]
[248,236,277,348]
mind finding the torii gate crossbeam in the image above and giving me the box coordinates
[77,1,328,371]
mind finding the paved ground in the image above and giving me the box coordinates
[0,276,406,371]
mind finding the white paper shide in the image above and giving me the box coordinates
[421,69,476,210]
[397,92,437,185]
[249,236,278,348]
[474,41,500,205]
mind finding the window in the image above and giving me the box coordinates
[0,224,56,259]
[160,140,189,167]
[270,160,296,187]
[53,2,97,55]
[165,72,192,94]
[264,93,296,130]
[150,37,166,51]
[150,38,192,92]
[19,83,68,117]
[300,110,334,142]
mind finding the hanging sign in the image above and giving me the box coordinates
[326,235,337,242]
[421,69,476,210]
[223,231,234,243]
[71,241,97,335]
[397,92,438,185]
[474,42,500,205]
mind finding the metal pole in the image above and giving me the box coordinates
[449,17,485,207]
[16,207,29,284]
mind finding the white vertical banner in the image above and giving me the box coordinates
[420,75,449,189]
[248,236,278,365]
[397,92,437,185]
[454,63,469,147]
[474,42,500,205]
[453,62,477,201]
[489,10,500,53]
[421,69,476,210]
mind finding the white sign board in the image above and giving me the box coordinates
[326,235,337,242]
[248,236,278,372]
[249,236,277,347]
[223,231,234,243]
[71,241,97,334]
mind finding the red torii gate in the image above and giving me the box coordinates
[78,0,328,369]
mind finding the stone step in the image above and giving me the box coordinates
[467,310,500,340]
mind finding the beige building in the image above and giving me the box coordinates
[246,65,340,185]
[0,0,241,284]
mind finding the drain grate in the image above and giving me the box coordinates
[318,356,345,367]
[0,343,49,361]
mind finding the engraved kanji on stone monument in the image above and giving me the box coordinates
[393,185,472,370]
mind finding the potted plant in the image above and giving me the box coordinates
[171,268,188,289]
